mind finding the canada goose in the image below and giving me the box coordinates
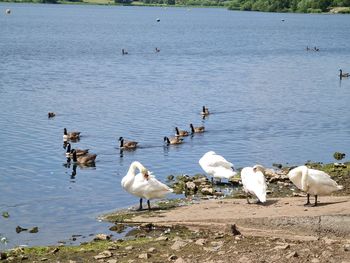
[339,69,349,79]
[121,161,173,210]
[190,123,205,134]
[71,149,97,165]
[241,165,267,204]
[201,106,209,116]
[119,137,138,149]
[199,151,237,184]
[65,142,89,157]
[175,127,189,137]
[48,112,55,118]
[63,128,80,141]
[122,49,128,55]
[288,165,343,206]
[164,136,183,145]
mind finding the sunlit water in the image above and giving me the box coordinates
[1,3,350,249]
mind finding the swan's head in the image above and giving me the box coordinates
[206,151,216,156]
[253,165,265,173]
[141,168,149,180]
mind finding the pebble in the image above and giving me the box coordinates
[156,236,168,241]
[94,234,111,241]
[107,260,118,263]
[125,246,134,250]
[274,244,290,250]
[93,250,113,260]
[171,240,187,250]
[286,251,298,259]
[238,256,251,263]
[195,239,206,246]
[344,244,350,251]
[174,257,186,263]
[148,247,157,253]
[168,254,178,260]
[138,253,150,259]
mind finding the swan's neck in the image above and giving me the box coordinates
[128,161,146,176]
[301,166,308,191]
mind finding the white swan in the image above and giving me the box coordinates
[288,165,343,206]
[241,165,267,204]
[121,161,173,210]
[199,151,237,183]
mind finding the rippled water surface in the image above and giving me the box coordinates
[1,3,350,248]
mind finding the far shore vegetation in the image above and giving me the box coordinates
[1,0,350,13]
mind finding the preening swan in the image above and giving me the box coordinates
[241,165,267,204]
[199,151,237,183]
[288,165,343,206]
[121,161,173,210]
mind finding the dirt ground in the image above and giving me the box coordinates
[2,196,350,262]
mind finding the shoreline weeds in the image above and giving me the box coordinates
[1,162,350,262]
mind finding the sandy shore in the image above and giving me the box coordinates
[129,196,350,239]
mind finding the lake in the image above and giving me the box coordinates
[0,3,350,249]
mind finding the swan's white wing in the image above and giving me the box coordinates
[143,177,173,199]
[241,167,267,202]
[199,152,233,172]
[308,169,340,189]
[211,166,237,179]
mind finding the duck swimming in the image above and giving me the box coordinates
[190,123,205,134]
[71,149,97,165]
[65,142,89,157]
[164,136,183,145]
[119,137,138,150]
[63,128,80,141]
[175,127,189,137]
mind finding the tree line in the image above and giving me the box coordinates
[3,0,350,12]
[227,0,350,13]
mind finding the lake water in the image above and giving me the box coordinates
[0,3,350,249]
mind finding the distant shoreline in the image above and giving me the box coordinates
[1,0,350,14]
